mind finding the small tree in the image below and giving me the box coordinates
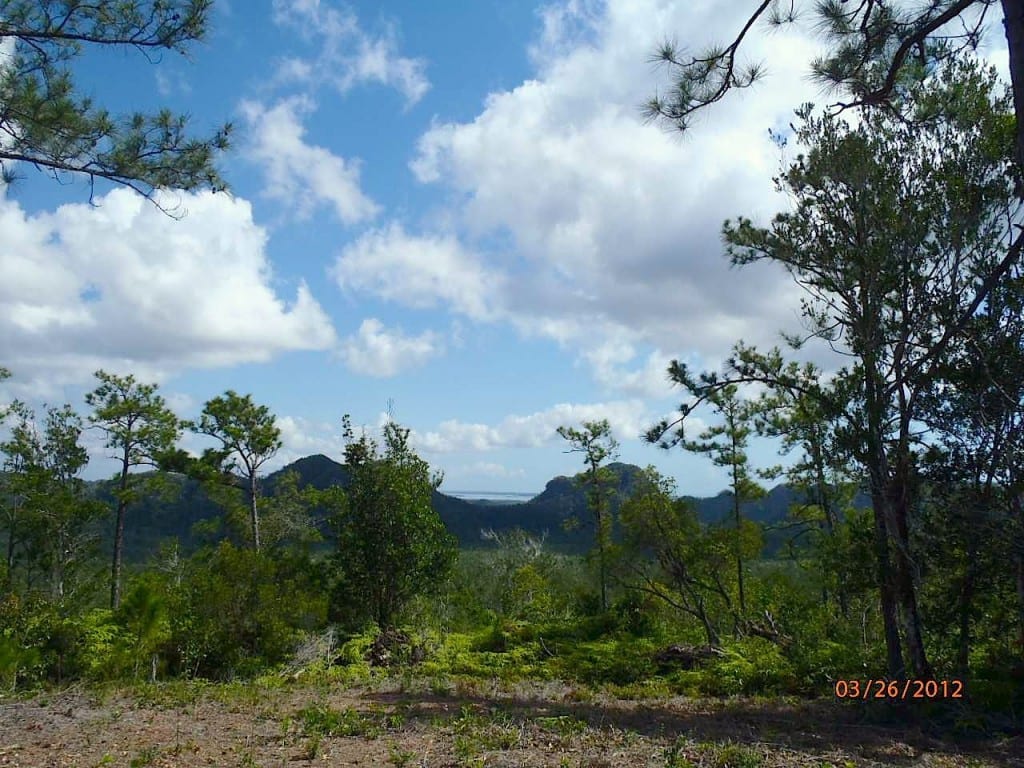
[86,371,181,609]
[192,392,281,552]
[651,384,764,617]
[1,399,33,593]
[330,416,457,629]
[557,419,619,611]
[620,467,741,646]
[755,375,864,618]
[260,470,321,553]
[1,404,103,603]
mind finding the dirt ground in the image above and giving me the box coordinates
[0,679,1020,768]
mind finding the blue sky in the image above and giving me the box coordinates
[0,1,1013,496]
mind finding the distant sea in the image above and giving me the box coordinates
[444,490,537,502]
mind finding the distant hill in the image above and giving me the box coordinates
[70,454,845,561]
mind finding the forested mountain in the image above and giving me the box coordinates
[80,454,830,560]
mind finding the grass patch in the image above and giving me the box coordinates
[297,703,382,738]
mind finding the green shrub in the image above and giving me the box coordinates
[0,593,55,686]
[165,542,328,679]
[703,638,797,695]
[0,634,40,690]
[77,608,131,680]
[554,636,657,685]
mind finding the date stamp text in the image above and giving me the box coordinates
[833,679,964,700]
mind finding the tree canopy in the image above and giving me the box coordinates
[644,1,1024,169]
[330,416,457,629]
[192,391,281,552]
[0,0,231,202]
[85,370,181,609]
[648,57,1020,678]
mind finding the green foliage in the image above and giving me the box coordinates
[702,742,764,768]
[649,382,765,620]
[86,370,181,609]
[648,55,1021,681]
[0,0,230,198]
[85,372,182,476]
[76,609,129,680]
[330,417,457,629]
[619,467,743,645]
[116,577,170,680]
[557,419,619,610]
[552,636,659,685]
[715,638,797,695]
[474,529,579,624]
[298,703,381,738]
[643,0,1022,172]
[0,592,54,686]
[1,402,106,604]
[165,541,327,678]
[259,470,321,552]
[296,702,405,740]
[190,391,282,552]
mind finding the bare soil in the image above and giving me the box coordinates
[0,679,1020,767]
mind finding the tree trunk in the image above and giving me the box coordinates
[733,486,746,615]
[870,487,906,678]
[110,498,127,610]
[249,473,261,552]
[815,449,850,618]
[4,517,15,593]
[598,510,609,612]
[956,538,977,676]
[863,354,906,679]
[730,439,747,617]
[1017,555,1024,651]
[698,601,719,647]
[110,452,131,610]
[1013,493,1024,649]
[1002,0,1024,172]
[887,457,932,679]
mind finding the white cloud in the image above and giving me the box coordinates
[331,223,503,320]
[241,97,379,225]
[270,0,430,106]
[466,462,528,481]
[455,461,526,480]
[414,400,651,454]
[273,415,344,468]
[0,187,337,393]
[154,69,192,97]
[583,340,677,398]
[340,318,444,377]
[393,1,823,372]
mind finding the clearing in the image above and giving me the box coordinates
[0,679,1020,767]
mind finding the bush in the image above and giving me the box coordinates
[77,609,131,680]
[553,636,658,685]
[165,542,328,678]
[703,638,797,695]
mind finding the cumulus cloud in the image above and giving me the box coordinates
[413,400,651,454]
[0,187,337,393]
[340,318,444,377]
[270,0,429,106]
[583,340,678,399]
[331,223,503,320]
[241,97,380,225]
[382,0,822,381]
[273,415,345,468]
